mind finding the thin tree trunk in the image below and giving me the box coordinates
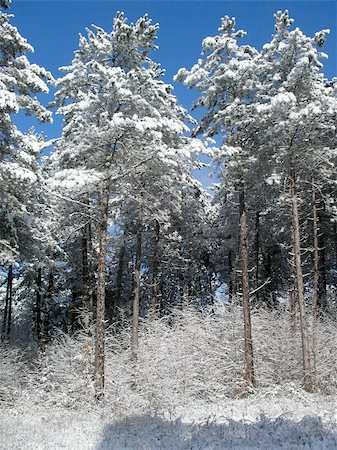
[1,265,13,342]
[290,175,313,391]
[1,283,9,342]
[36,267,42,343]
[197,272,203,303]
[159,275,165,315]
[208,271,214,304]
[289,226,297,334]
[82,216,94,384]
[113,240,126,316]
[43,269,54,345]
[82,220,94,331]
[131,205,143,361]
[228,250,234,302]
[289,289,296,334]
[178,272,184,307]
[253,211,260,303]
[187,271,193,301]
[311,178,319,378]
[238,181,255,387]
[151,219,160,319]
[95,184,110,400]
[333,221,337,269]
[264,249,276,308]
[69,290,77,335]
[317,207,327,310]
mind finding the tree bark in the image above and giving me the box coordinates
[151,219,160,319]
[131,204,143,361]
[1,264,13,342]
[36,267,42,343]
[238,181,255,387]
[290,175,313,391]
[95,184,110,400]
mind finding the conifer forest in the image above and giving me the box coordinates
[1,1,337,448]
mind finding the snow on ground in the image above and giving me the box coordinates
[1,392,337,449]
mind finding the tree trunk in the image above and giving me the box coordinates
[82,220,94,331]
[264,248,276,308]
[43,269,54,345]
[131,205,143,361]
[289,227,297,335]
[69,290,77,336]
[95,184,110,400]
[289,288,296,334]
[228,250,234,302]
[1,265,13,342]
[290,175,313,391]
[151,219,160,319]
[253,211,260,303]
[238,181,255,387]
[159,275,165,315]
[208,271,214,305]
[82,217,94,387]
[36,267,42,343]
[113,240,126,316]
[178,272,184,307]
[311,178,319,377]
[187,271,193,301]
[333,220,337,269]
[317,208,327,310]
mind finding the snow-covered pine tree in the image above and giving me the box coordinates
[175,15,259,387]
[51,13,160,399]
[252,10,336,390]
[0,0,53,264]
[51,12,203,397]
[0,131,58,343]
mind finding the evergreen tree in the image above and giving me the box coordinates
[0,0,53,263]
[176,15,259,387]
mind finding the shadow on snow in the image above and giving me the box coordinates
[96,413,337,449]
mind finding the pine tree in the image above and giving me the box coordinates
[52,12,199,397]
[0,0,53,264]
[175,15,258,387]
[253,10,335,390]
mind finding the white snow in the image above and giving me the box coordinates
[0,89,19,112]
[266,173,282,185]
[2,307,337,448]
[271,92,297,109]
[202,36,216,50]
[1,394,337,449]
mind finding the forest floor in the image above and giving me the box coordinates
[1,390,337,449]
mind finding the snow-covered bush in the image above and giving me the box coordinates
[5,305,337,412]
[0,345,27,406]
[26,332,95,408]
[105,305,337,411]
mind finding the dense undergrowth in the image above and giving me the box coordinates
[1,305,337,414]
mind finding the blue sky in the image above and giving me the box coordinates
[9,0,337,187]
